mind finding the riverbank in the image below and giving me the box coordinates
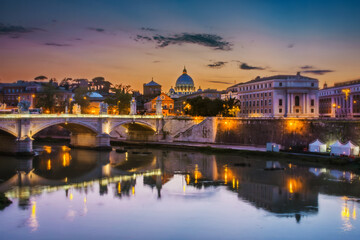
[111,140,360,174]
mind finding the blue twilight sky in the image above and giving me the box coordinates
[0,0,359,91]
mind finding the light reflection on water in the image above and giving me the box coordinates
[0,143,359,239]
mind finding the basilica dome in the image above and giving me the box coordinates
[174,67,195,94]
[176,67,194,87]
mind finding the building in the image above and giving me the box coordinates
[1,81,43,107]
[135,78,162,114]
[144,93,174,115]
[174,88,224,114]
[168,67,196,98]
[222,72,319,118]
[143,78,162,97]
[319,80,360,118]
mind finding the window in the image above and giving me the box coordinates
[279,82,282,87]
[269,109,272,113]
[279,99,283,106]
[269,100,272,105]
[153,104,156,108]
[311,109,314,113]
[257,101,259,106]
[265,93,267,97]
[261,100,263,106]
[296,109,299,113]
[269,84,272,87]
[311,83,314,87]
[170,104,173,109]
[257,94,259,97]
[311,99,315,106]
[295,96,300,106]
[269,93,271,96]
[257,109,259,113]
[261,109,263,113]
[279,108,282,113]
[265,100,267,106]
[265,109,267,113]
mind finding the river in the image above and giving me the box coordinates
[0,143,359,239]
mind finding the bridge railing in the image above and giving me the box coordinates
[0,114,164,119]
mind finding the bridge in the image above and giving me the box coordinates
[0,114,213,155]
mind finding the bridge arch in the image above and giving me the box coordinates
[31,119,98,137]
[109,119,157,141]
[0,126,17,138]
[109,120,157,133]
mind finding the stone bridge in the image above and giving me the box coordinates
[0,114,213,155]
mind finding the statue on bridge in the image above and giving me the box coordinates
[0,103,6,110]
[100,102,109,114]
[156,96,163,116]
[130,97,137,115]
[72,104,81,114]
[18,100,31,113]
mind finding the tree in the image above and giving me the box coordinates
[73,87,90,113]
[184,97,223,116]
[34,75,48,81]
[221,97,240,117]
[35,82,57,112]
[104,84,132,114]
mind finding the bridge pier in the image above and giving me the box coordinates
[70,133,111,150]
[15,137,33,154]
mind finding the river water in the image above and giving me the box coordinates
[0,143,359,239]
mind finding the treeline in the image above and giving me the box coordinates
[184,96,239,117]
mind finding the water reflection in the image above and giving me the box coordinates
[0,144,359,238]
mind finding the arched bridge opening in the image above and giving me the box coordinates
[110,121,157,142]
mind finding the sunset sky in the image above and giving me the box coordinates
[0,0,359,92]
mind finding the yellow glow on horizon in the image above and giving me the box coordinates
[69,193,73,200]
[132,186,135,196]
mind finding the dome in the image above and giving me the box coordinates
[175,67,194,87]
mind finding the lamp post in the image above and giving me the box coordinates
[117,100,120,115]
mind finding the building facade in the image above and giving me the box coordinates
[144,93,174,115]
[319,80,360,118]
[222,73,319,118]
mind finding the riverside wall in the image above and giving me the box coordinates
[213,118,360,149]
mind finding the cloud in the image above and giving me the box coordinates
[208,80,233,84]
[141,27,156,32]
[300,65,314,69]
[136,35,152,41]
[288,43,295,48]
[88,27,106,33]
[44,42,71,47]
[135,32,232,51]
[302,70,334,75]
[240,63,265,70]
[207,61,227,69]
[153,60,161,63]
[0,23,44,37]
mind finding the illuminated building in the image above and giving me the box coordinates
[222,72,319,118]
[168,67,196,98]
[144,93,174,115]
[319,79,360,118]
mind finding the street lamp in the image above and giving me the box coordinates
[117,100,120,115]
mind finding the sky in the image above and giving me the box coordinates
[0,0,360,92]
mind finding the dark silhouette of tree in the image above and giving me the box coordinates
[73,87,90,113]
[35,82,57,112]
[34,75,48,81]
[104,84,132,114]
